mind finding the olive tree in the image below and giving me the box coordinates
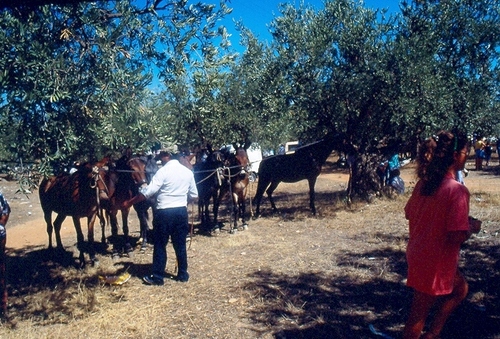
[0,0,235,172]
[397,0,500,138]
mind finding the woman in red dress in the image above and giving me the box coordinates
[403,130,481,339]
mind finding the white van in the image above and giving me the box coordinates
[247,144,263,177]
[285,141,300,154]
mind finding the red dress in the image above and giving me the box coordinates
[404,173,470,295]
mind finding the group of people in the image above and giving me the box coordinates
[473,136,498,170]
[0,129,483,337]
[377,143,405,195]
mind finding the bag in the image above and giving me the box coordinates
[390,176,405,194]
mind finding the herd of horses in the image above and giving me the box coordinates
[38,133,341,267]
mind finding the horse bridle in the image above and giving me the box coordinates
[90,166,112,196]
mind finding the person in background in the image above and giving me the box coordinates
[474,136,485,170]
[496,138,500,165]
[0,192,10,319]
[484,140,492,167]
[123,147,198,285]
[403,130,481,339]
[278,144,285,155]
[378,140,401,187]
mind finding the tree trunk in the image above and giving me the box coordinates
[348,153,384,202]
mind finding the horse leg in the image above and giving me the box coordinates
[204,199,212,232]
[43,211,54,249]
[86,214,99,267]
[109,210,122,259]
[53,213,66,250]
[72,217,86,268]
[308,177,318,215]
[212,191,222,232]
[198,198,210,232]
[230,193,238,233]
[253,179,270,217]
[121,208,133,255]
[136,207,150,252]
[266,181,280,213]
[99,210,107,244]
[240,194,248,230]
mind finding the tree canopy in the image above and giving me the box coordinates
[1,0,499,197]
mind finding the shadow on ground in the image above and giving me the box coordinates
[241,234,500,339]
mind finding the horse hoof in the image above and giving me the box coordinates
[211,228,220,236]
[92,258,100,267]
[230,228,238,234]
[139,246,147,254]
[242,224,248,230]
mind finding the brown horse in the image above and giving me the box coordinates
[124,155,158,251]
[254,133,340,216]
[99,154,139,258]
[39,157,114,267]
[216,148,250,233]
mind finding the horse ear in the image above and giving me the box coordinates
[243,137,252,150]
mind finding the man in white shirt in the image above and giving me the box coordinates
[123,148,198,285]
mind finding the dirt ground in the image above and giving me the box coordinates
[0,155,499,339]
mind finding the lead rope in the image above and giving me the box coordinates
[188,201,194,250]
[248,175,254,219]
[90,166,105,226]
[225,166,236,230]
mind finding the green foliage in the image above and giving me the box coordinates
[0,1,154,170]
[1,0,499,199]
[397,0,500,137]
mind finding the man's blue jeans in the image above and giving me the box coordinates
[151,207,189,281]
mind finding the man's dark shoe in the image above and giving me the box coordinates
[175,273,189,282]
[142,275,164,286]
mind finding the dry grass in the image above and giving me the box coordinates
[0,162,499,339]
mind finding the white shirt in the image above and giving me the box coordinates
[140,159,198,209]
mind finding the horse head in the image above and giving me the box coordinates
[222,148,250,182]
[127,157,149,188]
[91,157,116,201]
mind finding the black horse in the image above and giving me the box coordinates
[253,133,340,216]
[193,150,225,233]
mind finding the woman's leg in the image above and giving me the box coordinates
[403,290,437,339]
[426,272,468,338]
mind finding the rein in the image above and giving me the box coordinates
[195,167,224,186]
[89,166,112,223]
